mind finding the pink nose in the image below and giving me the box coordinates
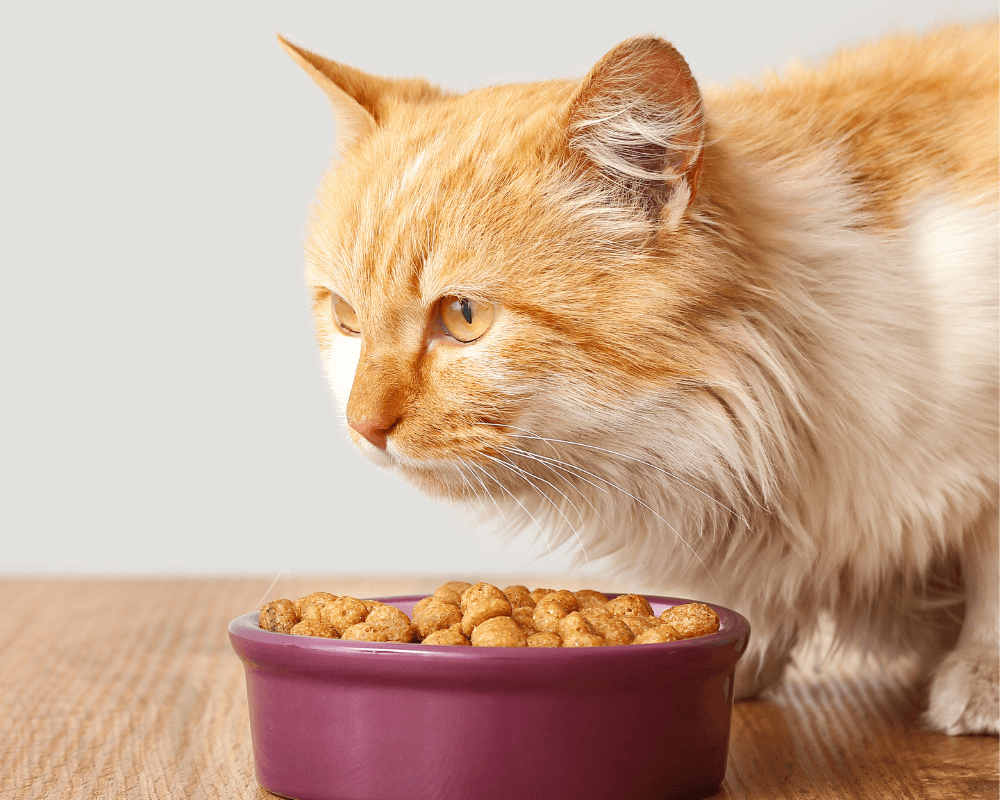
[348,412,398,450]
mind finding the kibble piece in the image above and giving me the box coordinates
[558,611,597,638]
[290,620,339,638]
[471,616,528,648]
[413,599,463,640]
[366,604,415,643]
[321,596,370,635]
[620,614,659,637]
[632,622,683,644]
[529,587,555,604]
[581,606,612,622]
[363,599,388,615]
[606,594,654,618]
[422,629,471,646]
[260,599,298,633]
[559,612,605,647]
[434,581,473,606]
[461,596,513,637]
[341,622,389,642]
[660,603,721,639]
[460,582,508,613]
[504,585,535,610]
[574,589,609,610]
[511,606,537,634]
[533,598,571,634]
[538,590,579,613]
[298,603,326,622]
[527,631,562,648]
[586,614,634,646]
[293,591,338,617]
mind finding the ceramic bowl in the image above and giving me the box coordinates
[229,594,750,800]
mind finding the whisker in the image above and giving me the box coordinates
[501,444,618,540]
[495,434,718,589]
[466,460,555,558]
[481,451,592,567]
[481,421,749,529]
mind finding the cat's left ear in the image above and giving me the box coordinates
[278,35,440,151]
[567,37,705,231]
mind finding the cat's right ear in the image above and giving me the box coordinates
[567,37,706,231]
[279,35,442,152]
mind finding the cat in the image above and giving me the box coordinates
[278,23,999,735]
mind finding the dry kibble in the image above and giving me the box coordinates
[460,582,508,613]
[413,599,463,640]
[559,612,605,647]
[606,594,654,618]
[558,611,597,638]
[260,583,719,649]
[471,616,528,647]
[527,631,562,648]
[434,581,473,606]
[581,606,612,622]
[585,614,634,646]
[511,606,537,634]
[461,596,513,637]
[341,622,389,642]
[298,603,325,622]
[504,585,535,610]
[632,622,683,644]
[660,603,721,639]
[620,614,659,637]
[574,589,609,610]
[422,629,470,646]
[539,590,579,613]
[533,598,570,634]
[290,620,339,638]
[293,591,338,617]
[366,604,415,643]
[321,596,370,635]
[260,599,298,633]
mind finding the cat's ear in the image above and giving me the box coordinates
[277,35,440,151]
[568,37,705,231]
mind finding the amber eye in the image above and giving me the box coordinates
[439,296,496,343]
[331,294,360,335]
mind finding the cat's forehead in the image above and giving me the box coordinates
[308,82,578,307]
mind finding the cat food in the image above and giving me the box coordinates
[259,583,721,648]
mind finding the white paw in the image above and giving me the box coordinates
[926,644,1000,735]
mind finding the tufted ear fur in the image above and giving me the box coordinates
[277,35,443,151]
[567,37,706,231]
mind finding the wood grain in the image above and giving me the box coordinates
[1,578,996,799]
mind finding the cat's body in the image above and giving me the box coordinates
[281,24,999,735]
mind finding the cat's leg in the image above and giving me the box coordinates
[733,611,800,699]
[926,506,1000,735]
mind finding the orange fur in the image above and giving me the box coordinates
[281,24,999,735]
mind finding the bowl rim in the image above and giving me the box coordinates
[230,593,751,662]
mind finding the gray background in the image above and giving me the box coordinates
[3,1,995,577]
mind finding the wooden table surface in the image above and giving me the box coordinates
[1,578,996,800]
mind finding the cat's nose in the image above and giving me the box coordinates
[348,412,398,450]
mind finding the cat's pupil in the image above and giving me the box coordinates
[461,299,473,324]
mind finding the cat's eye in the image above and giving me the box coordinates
[331,294,360,335]
[439,296,496,343]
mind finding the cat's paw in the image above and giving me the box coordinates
[926,644,999,735]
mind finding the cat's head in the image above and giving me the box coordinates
[280,35,764,531]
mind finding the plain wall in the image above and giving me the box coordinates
[2,1,995,576]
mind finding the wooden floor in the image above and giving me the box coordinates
[1,577,996,799]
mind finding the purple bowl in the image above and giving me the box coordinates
[229,594,750,800]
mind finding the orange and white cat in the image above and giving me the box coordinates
[280,24,999,735]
